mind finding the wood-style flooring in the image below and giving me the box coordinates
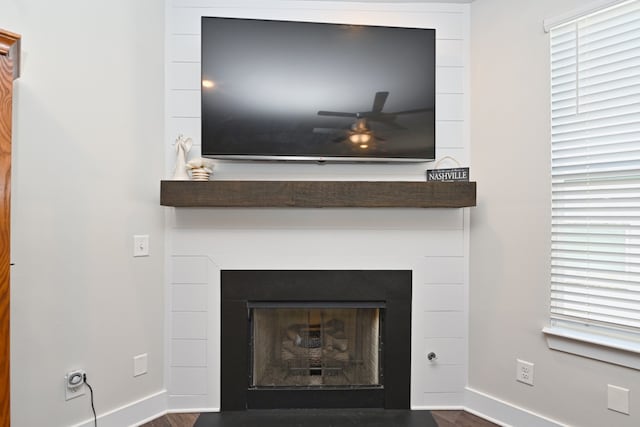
[141,410,498,427]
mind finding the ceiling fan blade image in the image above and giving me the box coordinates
[312,127,343,134]
[331,135,348,143]
[317,110,358,118]
[393,107,433,115]
[371,91,389,113]
[373,117,406,130]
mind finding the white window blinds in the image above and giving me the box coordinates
[550,0,640,339]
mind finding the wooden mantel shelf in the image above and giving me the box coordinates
[160,180,476,208]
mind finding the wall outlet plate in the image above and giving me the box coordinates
[608,384,630,414]
[516,359,534,386]
[133,353,148,377]
[65,370,86,400]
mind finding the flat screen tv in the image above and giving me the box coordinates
[201,17,436,162]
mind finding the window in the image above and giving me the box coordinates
[546,0,640,364]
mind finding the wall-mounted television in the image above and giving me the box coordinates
[201,17,436,162]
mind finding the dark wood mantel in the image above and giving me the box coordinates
[160,180,476,208]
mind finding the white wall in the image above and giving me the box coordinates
[469,1,640,426]
[165,0,471,411]
[2,1,166,426]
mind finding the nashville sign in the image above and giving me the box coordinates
[426,167,470,182]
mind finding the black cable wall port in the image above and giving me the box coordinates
[83,374,97,427]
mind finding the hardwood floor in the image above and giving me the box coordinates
[431,410,498,427]
[141,413,199,427]
[141,410,498,427]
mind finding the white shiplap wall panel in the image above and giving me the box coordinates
[172,257,208,284]
[168,89,200,118]
[437,66,465,94]
[436,94,464,121]
[421,392,465,407]
[169,7,204,33]
[438,147,468,165]
[423,338,466,365]
[169,34,200,62]
[437,39,464,66]
[172,284,208,311]
[422,256,465,283]
[423,365,466,392]
[436,121,465,148]
[421,311,466,338]
[172,206,464,229]
[170,367,208,395]
[419,285,465,311]
[172,229,465,258]
[168,117,201,146]
[171,312,207,339]
[168,62,200,90]
[170,8,466,38]
[171,0,467,13]
[172,339,208,367]
[165,0,470,411]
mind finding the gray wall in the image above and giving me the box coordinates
[2,1,166,425]
[469,1,640,426]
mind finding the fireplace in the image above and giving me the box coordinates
[250,304,382,388]
[221,270,411,410]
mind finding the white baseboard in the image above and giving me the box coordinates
[71,390,167,427]
[464,387,566,427]
[168,394,219,412]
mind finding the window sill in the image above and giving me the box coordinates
[542,327,640,370]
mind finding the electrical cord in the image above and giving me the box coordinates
[83,374,97,427]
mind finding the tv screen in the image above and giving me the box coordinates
[201,17,436,162]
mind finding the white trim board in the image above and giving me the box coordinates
[543,327,640,371]
[464,387,566,427]
[71,390,167,427]
[542,0,629,31]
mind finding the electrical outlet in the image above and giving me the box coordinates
[516,359,534,386]
[133,235,149,257]
[608,384,630,414]
[133,353,148,377]
[65,370,86,400]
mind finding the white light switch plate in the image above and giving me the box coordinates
[133,235,149,257]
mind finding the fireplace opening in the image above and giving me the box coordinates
[249,303,383,389]
[221,270,411,410]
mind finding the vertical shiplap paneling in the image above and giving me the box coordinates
[168,34,200,63]
[165,0,470,410]
[412,255,466,405]
[168,62,200,90]
[172,257,208,284]
[172,312,207,339]
[172,339,207,367]
[170,256,210,399]
[172,284,208,311]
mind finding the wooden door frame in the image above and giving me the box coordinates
[0,28,21,427]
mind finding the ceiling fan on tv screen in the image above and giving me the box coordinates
[314,91,432,150]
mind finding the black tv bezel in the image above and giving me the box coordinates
[200,16,436,163]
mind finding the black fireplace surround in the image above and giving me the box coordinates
[221,270,412,410]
